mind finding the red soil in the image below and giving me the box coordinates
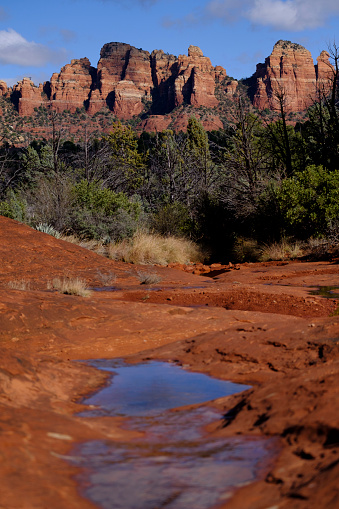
[0,216,339,508]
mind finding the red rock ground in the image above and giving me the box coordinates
[0,216,339,508]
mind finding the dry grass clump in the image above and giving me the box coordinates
[136,270,162,285]
[96,270,117,286]
[302,237,331,259]
[260,240,303,262]
[50,277,91,297]
[8,279,31,291]
[60,235,106,256]
[108,232,204,265]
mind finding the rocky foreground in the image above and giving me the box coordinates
[0,216,338,508]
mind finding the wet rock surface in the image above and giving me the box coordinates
[0,216,339,508]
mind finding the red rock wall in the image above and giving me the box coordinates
[12,79,48,116]
[252,40,334,112]
[7,40,333,123]
[9,43,222,120]
[49,58,95,113]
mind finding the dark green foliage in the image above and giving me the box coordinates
[276,165,339,238]
[70,180,143,240]
[151,202,196,237]
[0,190,26,221]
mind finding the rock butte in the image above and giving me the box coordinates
[252,40,333,112]
[0,215,339,508]
[2,40,333,124]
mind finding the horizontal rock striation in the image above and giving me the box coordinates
[3,40,335,124]
[252,40,334,112]
[10,43,225,119]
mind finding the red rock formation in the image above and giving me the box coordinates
[113,80,144,118]
[215,65,227,83]
[225,80,238,97]
[173,45,219,108]
[89,42,153,117]
[0,80,7,96]
[140,115,172,132]
[12,78,47,116]
[316,51,334,97]
[252,40,334,112]
[6,39,334,130]
[88,43,221,118]
[49,58,95,113]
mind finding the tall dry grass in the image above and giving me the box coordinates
[260,240,303,261]
[108,232,204,265]
[8,279,31,291]
[51,277,91,297]
[59,235,106,256]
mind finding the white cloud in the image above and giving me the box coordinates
[0,28,68,67]
[205,0,249,23]
[168,0,339,31]
[245,0,339,30]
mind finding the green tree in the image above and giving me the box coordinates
[221,99,271,223]
[104,122,146,193]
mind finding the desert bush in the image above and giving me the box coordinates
[0,190,26,222]
[136,270,162,285]
[260,240,303,261]
[51,277,91,297]
[34,223,62,238]
[108,232,204,265]
[151,203,195,237]
[8,279,31,290]
[69,181,144,240]
[232,238,261,262]
[25,176,74,231]
[302,237,334,260]
[96,270,117,286]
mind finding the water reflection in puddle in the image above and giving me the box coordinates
[73,360,271,509]
[309,286,339,299]
[79,360,248,416]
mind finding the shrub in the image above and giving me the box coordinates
[151,203,195,237]
[260,240,303,261]
[34,223,62,238]
[0,190,26,222]
[96,270,117,286]
[69,181,144,240]
[136,270,162,285]
[108,232,204,265]
[232,238,261,262]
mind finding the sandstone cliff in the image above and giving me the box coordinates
[10,42,224,120]
[252,40,333,112]
[49,58,96,114]
[5,40,334,126]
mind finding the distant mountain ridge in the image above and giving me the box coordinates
[0,40,333,133]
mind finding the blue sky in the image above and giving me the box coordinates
[0,0,338,86]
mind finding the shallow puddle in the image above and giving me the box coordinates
[309,286,339,298]
[90,286,121,292]
[73,360,271,509]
